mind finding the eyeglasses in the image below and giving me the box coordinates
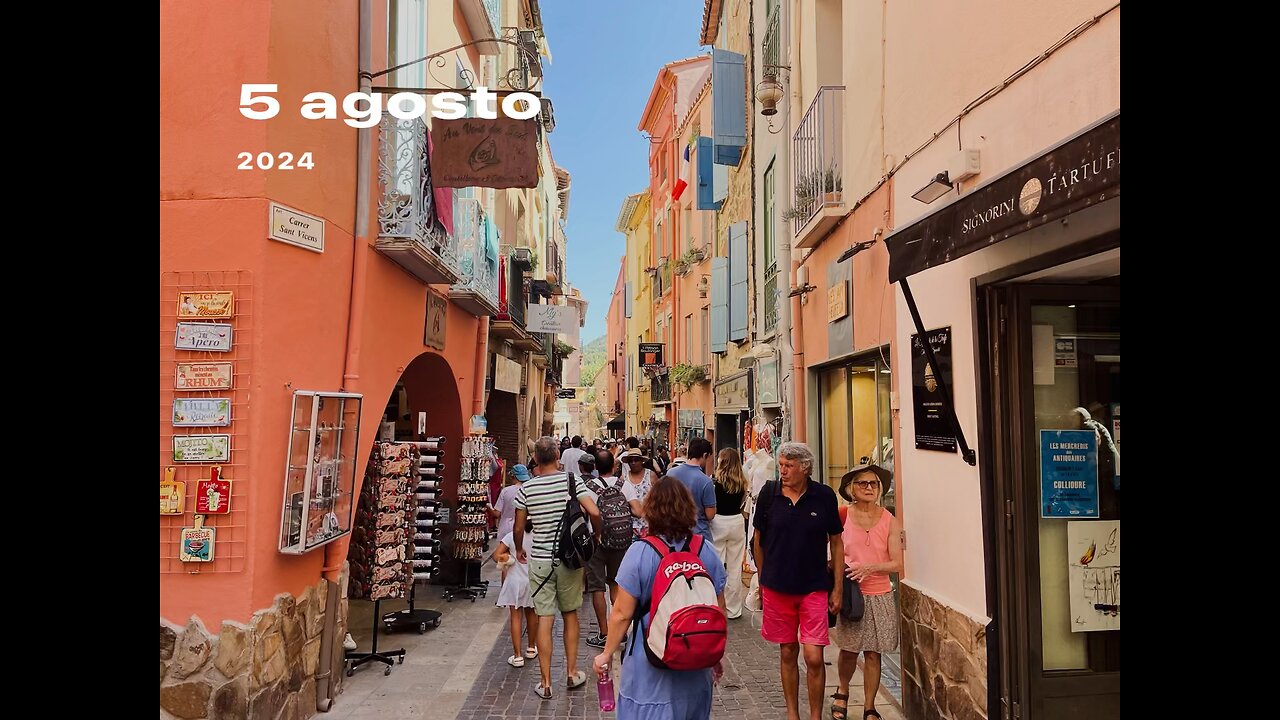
[852,480,881,489]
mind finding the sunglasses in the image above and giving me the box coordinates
[851,480,881,489]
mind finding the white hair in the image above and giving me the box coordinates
[775,442,815,477]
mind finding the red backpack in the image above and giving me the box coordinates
[631,535,727,670]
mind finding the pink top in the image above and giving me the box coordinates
[841,507,894,596]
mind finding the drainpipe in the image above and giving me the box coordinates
[474,317,491,418]
[318,0,373,711]
[776,0,800,441]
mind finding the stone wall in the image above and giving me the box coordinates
[899,583,989,720]
[161,575,349,720]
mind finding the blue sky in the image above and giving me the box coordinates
[539,1,707,343]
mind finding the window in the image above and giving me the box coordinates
[656,316,665,347]
[764,161,778,334]
[389,0,426,88]
[684,207,693,254]
[701,307,710,366]
[685,314,694,363]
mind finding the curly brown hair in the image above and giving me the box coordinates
[643,476,697,543]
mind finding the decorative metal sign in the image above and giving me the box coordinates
[176,323,233,352]
[177,291,235,319]
[175,362,233,391]
[173,398,232,427]
[161,467,185,516]
[172,435,231,463]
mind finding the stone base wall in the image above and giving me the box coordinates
[899,583,989,720]
[161,572,350,720]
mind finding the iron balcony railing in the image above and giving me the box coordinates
[377,114,460,274]
[451,196,500,309]
[762,7,780,79]
[792,86,846,234]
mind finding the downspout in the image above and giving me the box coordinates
[318,0,372,711]
[474,317,491,418]
[777,0,802,441]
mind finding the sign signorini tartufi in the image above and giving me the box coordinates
[887,113,1120,282]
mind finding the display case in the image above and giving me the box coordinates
[279,391,363,554]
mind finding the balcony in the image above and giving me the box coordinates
[762,6,780,79]
[375,115,462,286]
[791,86,846,249]
[493,255,542,351]
[650,370,672,405]
[448,197,501,317]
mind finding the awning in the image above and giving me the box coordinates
[886,112,1120,283]
[606,412,625,430]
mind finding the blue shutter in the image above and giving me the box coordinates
[696,137,717,210]
[729,221,748,341]
[712,49,746,166]
[624,282,633,318]
[710,257,728,353]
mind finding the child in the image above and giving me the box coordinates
[493,518,538,667]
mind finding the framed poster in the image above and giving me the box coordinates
[911,327,956,452]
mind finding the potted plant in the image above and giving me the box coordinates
[553,339,575,358]
[674,258,691,276]
[822,165,843,203]
[669,363,708,393]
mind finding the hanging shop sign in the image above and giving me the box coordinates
[425,292,448,351]
[1039,429,1099,518]
[178,291,235,319]
[160,467,185,515]
[430,117,539,189]
[172,434,231,463]
[175,362,234,391]
[180,516,216,563]
[639,343,665,369]
[173,398,232,427]
[176,322,233,352]
[715,370,752,412]
[911,327,956,453]
[269,201,325,253]
[195,467,232,515]
[527,304,576,334]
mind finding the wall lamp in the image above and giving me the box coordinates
[911,171,953,204]
[837,240,876,264]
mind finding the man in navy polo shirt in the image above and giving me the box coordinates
[665,436,718,540]
[752,442,844,720]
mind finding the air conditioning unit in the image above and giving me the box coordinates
[540,99,556,133]
[513,247,533,269]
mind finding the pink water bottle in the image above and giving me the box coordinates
[597,670,616,712]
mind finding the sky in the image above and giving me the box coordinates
[538,1,707,344]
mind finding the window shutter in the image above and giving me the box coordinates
[728,221,748,341]
[710,257,728,353]
[712,49,746,166]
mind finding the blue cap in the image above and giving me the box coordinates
[512,464,532,482]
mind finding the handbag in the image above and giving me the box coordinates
[841,574,865,622]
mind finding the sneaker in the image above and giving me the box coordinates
[585,632,607,649]
[342,633,357,651]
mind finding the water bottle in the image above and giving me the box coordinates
[597,670,615,712]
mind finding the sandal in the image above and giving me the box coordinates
[567,670,587,689]
[506,655,525,668]
[531,684,552,700]
[863,710,882,720]
[830,692,849,720]
[524,646,539,659]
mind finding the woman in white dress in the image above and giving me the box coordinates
[493,519,538,667]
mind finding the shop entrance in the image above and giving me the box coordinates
[983,256,1120,720]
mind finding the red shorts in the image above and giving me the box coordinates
[761,587,830,646]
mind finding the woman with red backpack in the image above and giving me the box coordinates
[591,476,728,719]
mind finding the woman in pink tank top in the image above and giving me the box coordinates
[829,463,903,720]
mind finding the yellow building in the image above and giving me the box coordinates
[616,191,651,438]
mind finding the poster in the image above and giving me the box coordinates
[911,327,956,452]
[1040,429,1099,518]
[1110,403,1120,490]
[1054,337,1077,368]
[1067,520,1120,632]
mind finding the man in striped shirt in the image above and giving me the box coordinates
[515,436,601,699]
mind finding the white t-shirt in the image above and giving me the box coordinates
[620,469,654,535]
[560,447,589,473]
[493,484,522,541]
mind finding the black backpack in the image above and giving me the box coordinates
[557,472,595,569]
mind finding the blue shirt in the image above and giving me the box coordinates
[616,536,727,718]
[666,462,718,540]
